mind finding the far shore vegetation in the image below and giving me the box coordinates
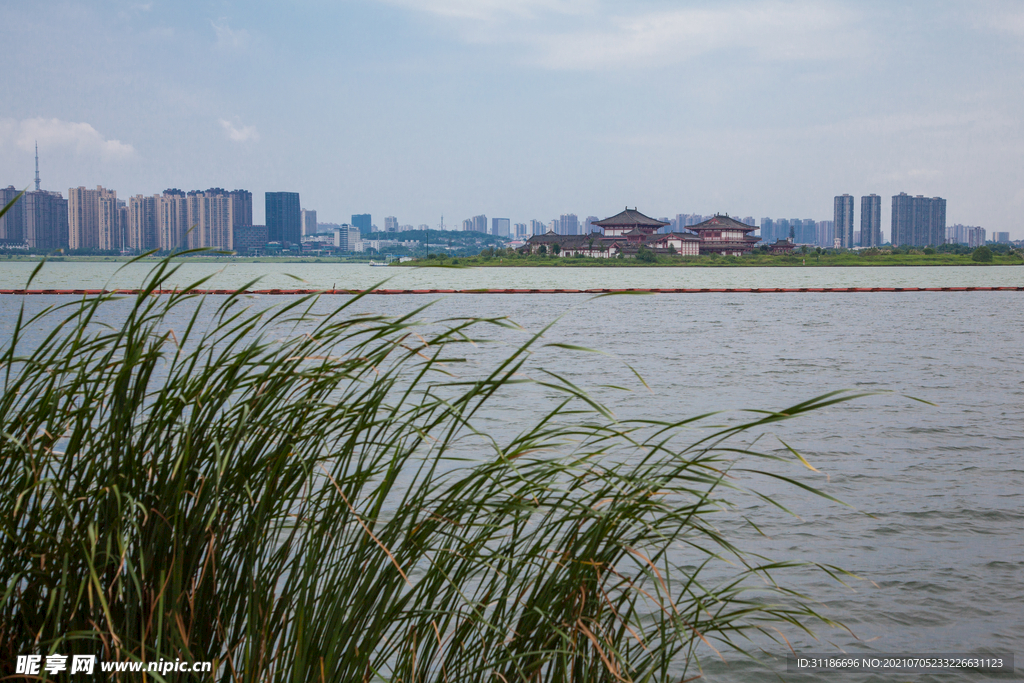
[405,243,1022,267]
[1,240,1019,267]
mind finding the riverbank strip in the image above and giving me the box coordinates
[2,286,1022,295]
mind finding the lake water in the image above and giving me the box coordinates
[0,263,1021,680]
[0,260,1022,290]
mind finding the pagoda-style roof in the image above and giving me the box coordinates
[593,208,669,229]
[526,232,608,245]
[687,215,757,232]
[768,239,797,252]
[647,231,700,242]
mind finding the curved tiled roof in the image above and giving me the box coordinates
[593,208,669,228]
[687,215,757,232]
[648,232,700,241]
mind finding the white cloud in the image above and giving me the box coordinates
[0,118,134,160]
[528,2,860,69]
[379,0,861,70]
[220,119,259,143]
[970,0,1024,37]
[377,0,593,22]
[991,10,1024,37]
[211,19,252,49]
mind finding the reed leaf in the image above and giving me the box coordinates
[0,255,859,682]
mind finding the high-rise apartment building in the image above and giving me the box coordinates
[891,193,945,247]
[530,219,547,236]
[0,186,25,243]
[462,218,473,231]
[128,194,159,252]
[3,146,67,249]
[793,219,816,244]
[384,216,399,233]
[891,193,913,246]
[472,215,487,233]
[758,218,792,245]
[558,214,579,236]
[228,190,252,227]
[928,197,947,246]
[860,195,882,247]
[157,189,188,252]
[333,224,361,251]
[1,184,67,249]
[67,186,120,251]
[24,190,68,249]
[266,192,300,245]
[834,194,855,248]
[68,186,99,250]
[491,218,510,237]
[816,220,835,248]
[777,218,792,242]
[301,209,318,236]
[98,191,127,252]
[992,232,1010,243]
[967,226,986,247]
[187,190,234,250]
[351,214,371,235]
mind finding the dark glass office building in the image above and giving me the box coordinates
[266,192,301,245]
[351,214,371,235]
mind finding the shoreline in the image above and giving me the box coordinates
[0,256,1021,267]
[3,286,1022,296]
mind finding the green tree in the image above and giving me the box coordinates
[552,243,561,256]
[971,245,993,262]
[636,245,656,263]
[538,244,547,255]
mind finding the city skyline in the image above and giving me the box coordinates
[2,177,1006,251]
[3,149,1010,243]
[1,1,1021,240]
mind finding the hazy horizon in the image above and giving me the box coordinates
[2,0,1022,238]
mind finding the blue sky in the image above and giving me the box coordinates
[2,0,1022,237]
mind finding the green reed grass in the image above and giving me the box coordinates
[0,254,863,681]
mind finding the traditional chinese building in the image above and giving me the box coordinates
[522,207,700,258]
[592,208,668,236]
[684,215,760,256]
[768,238,797,254]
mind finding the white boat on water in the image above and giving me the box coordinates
[370,253,402,266]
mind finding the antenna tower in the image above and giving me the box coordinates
[34,142,41,191]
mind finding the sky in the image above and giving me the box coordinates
[1,0,1023,237]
